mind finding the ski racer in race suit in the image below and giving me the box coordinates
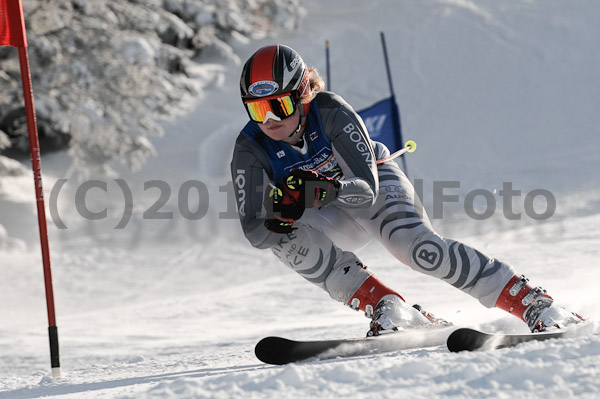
[230,44,582,335]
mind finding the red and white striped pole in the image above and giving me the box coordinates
[1,0,61,377]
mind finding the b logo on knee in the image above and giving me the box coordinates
[412,240,443,271]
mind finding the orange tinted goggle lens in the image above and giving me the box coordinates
[245,95,296,122]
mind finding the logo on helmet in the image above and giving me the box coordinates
[289,55,301,70]
[249,81,279,97]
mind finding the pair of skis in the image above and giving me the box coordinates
[255,326,574,365]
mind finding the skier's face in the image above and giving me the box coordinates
[258,108,301,144]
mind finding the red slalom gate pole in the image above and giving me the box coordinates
[17,45,61,378]
[2,0,61,377]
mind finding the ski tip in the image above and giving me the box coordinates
[446,328,485,353]
[255,336,294,365]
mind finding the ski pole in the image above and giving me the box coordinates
[376,140,417,165]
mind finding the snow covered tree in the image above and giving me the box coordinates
[0,0,305,176]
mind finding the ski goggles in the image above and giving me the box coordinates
[244,93,297,123]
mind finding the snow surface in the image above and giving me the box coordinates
[2,0,600,398]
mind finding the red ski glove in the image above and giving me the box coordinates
[288,169,340,208]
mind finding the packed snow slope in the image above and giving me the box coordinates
[2,0,600,398]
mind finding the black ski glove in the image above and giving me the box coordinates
[288,169,340,208]
[263,182,305,234]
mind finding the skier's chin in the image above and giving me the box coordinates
[263,126,293,141]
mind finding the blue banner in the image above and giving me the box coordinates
[357,95,403,153]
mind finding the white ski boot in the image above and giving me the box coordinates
[367,295,450,337]
[346,274,450,337]
[528,305,585,332]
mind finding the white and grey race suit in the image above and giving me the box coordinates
[230,91,516,308]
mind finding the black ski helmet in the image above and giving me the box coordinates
[240,44,309,103]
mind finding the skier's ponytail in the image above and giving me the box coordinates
[299,67,325,104]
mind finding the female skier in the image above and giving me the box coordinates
[230,44,582,336]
